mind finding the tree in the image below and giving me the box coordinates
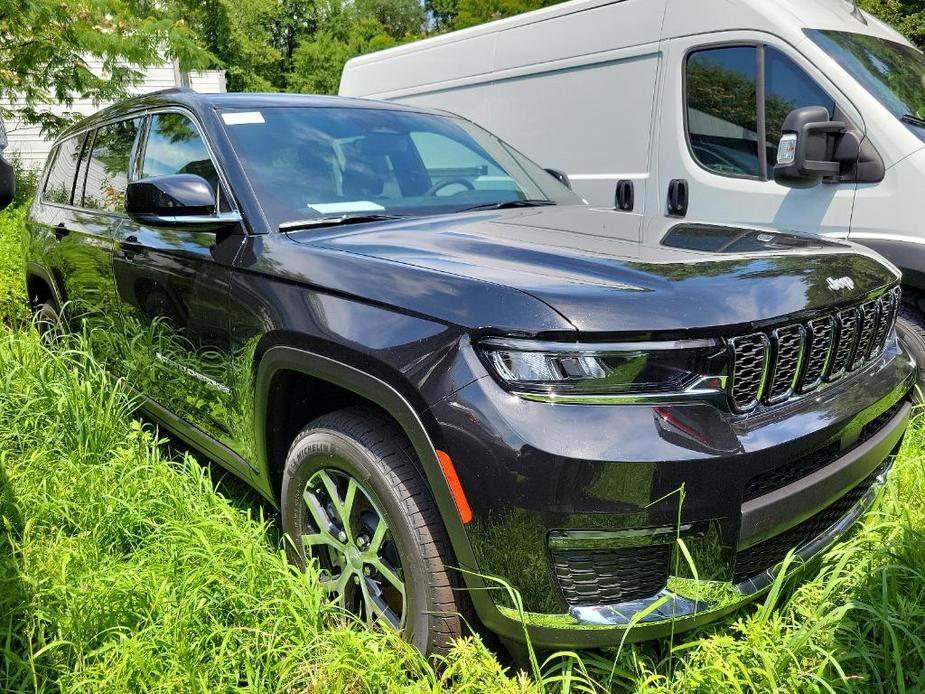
[860,0,925,50]
[355,0,425,39]
[163,0,287,92]
[287,0,403,95]
[0,0,208,134]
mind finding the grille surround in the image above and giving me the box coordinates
[727,287,900,413]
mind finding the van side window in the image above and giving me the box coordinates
[764,47,835,171]
[409,131,515,194]
[686,45,836,180]
[82,119,141,212]
[42,135,84,205]
[686,46,761,178]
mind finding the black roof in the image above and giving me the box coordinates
[59,88,439,139]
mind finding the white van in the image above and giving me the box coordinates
[339,0,925,336]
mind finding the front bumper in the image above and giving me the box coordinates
[427,339,914,648]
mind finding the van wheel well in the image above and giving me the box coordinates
[264,369,411,501]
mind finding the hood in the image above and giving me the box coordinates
[290,207,900,335]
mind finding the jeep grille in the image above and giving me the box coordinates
[727,287,900,413]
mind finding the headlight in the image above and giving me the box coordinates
[479,337,728,400]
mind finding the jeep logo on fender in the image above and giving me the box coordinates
[826,276,855,292]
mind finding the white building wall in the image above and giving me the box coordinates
[3,59,226,170]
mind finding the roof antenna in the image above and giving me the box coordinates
[850,0,868,24]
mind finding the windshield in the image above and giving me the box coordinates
[807,29,925,140]
[219,106,581,229]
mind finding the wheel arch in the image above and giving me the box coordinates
[24,261,63,309]
[252,344,484,581]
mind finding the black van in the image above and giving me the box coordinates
[21,89,914,656]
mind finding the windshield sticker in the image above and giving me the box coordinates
[222,112,265,125]
[308,201,386,214]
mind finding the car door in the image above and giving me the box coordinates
[37,121,137,348]
[650,34,860,243]
[112,110,251,479]
[72,119,143,357]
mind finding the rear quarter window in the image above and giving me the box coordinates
[42,135,84,205]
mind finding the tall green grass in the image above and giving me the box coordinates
[2,202,925,692]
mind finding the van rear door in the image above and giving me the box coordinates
[650,33,860,243]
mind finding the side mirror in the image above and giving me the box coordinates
[0,155,14,212]
[126,174,240,227]
[545,168,572,189]
[773,106,860,189]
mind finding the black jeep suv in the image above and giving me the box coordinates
[22,90,914,656]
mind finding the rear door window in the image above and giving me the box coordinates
[81,118,141,212]
[42,135,85,205]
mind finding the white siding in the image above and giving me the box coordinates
[3,59,226,171]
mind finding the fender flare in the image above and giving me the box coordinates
[252,344,487,591]
[24,261,64,307]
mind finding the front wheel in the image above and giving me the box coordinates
[32,296,63,339]
[897,305,925,400]
[280,407,466,656]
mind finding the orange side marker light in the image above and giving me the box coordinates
[436,449,473,524]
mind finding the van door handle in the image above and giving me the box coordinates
[120,235,144,259]
[54,222,70,240]
[615,180,634,211]
[667,178,689,217]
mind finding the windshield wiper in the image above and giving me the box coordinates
[279,214,403,232]
[901,113,925,129]
[459,199,557,212]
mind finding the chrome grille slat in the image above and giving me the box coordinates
[728,334,768,412]
[797,316,833,393]
[765,325,804,403]
[871,288,899,357]
[851,301,879,369]
[727,288,900,413]
[827,308,859,380]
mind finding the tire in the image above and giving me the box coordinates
[280,406,466,656]
[897,305,925,401]
[32,296,62,339]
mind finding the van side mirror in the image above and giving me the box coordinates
[773,106,860,188]
[126,174,240,227]
[0,155,14,212]
[545,168,572,189]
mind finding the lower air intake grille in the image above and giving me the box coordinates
[552,545,670,606]
[742,441,841,503]
[741,398,904,503]
[734,465,884,584]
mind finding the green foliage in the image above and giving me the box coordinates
[0,201,29,327]
[287,0,402,95]
[861,0,925,50]
[0,0,208,134]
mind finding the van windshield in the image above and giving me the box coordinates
[219,106,581,229]
[807,29,925,141]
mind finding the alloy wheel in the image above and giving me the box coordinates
[301,464,406,630]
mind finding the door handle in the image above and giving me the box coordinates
[667,178,689,217]
[615,179,634,211]
[120,235,144,259]
[54,222,70,240]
